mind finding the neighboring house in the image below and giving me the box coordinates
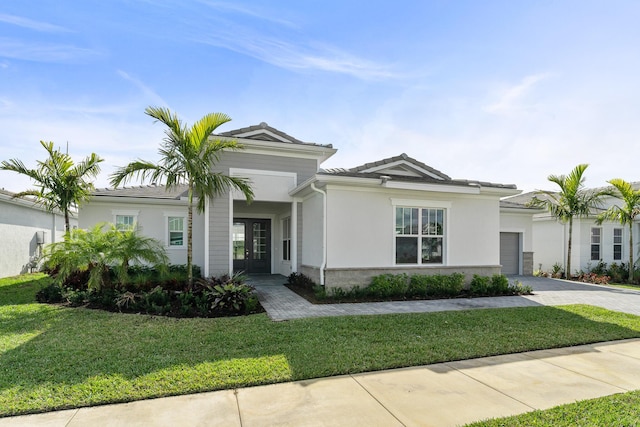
[80,122,532,289]
[0,189,72,278]
[504,185,640,275]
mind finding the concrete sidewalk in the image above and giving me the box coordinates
[2,339,640,427]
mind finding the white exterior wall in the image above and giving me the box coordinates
[531,216,565,272]
[79,201,205,268]
[500,212,533,252]
[301,192,324,267]
[324,186,501,269]
[0,198,70,278]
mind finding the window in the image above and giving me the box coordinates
[168,216,184,247]
[282,217,291,261]
[590,227,601,261]
[115,215,135,231]
[613,228,623,260]
[395,207,444,264]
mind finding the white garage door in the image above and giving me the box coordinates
[500,232,520,275]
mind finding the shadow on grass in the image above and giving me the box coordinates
[1,277,640,417]
[0,274,51,306]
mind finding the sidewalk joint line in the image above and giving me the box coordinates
[349,374,407,427]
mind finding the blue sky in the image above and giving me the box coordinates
[1,1,639,194]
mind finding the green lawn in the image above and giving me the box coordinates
[2,274,640,417]
[467,390,640,426]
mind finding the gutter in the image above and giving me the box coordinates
[310,182,327,286]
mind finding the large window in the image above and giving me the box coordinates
[282,217,291,261]
[115,215,135,231]
[395,207,444,264]
[590,227,601,261]
[168,216,184,247]
[613,228,623,261]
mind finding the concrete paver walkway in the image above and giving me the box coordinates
[3,339,640,426]
[249,275,640,321]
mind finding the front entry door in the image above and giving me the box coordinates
[232,219,271,274]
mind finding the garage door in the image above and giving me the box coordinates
[500,232,520,275]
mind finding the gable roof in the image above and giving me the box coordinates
[218,122,333,149]
[320,153,516,190]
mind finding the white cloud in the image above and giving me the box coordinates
[0,13,70,33]
[484,73,551,115]
[117,70,169,108]
[0,38,102,63]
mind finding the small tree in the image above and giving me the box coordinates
[529,164,610,278]
[110,107,254,287]
[0,141,103,232]
[596,179,640,282]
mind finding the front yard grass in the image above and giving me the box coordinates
[2,274,640,417]
[467,390,640,426]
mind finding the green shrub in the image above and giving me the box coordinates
[508,280,533,294]
[141,286,171,314]
[206,282,255,314]
[287,272,316,289]
[491,274,510,295]
[35,283,64,303]
[470,275,491,295]
[431,273,465,297]
[62,288,90,306]
[369,274,408,297]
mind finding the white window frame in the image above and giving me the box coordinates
[590,227,602,261]
[164,212,187,249]
[613,228,623,261]
[282,217,291,262]
[392,200,449,266]
[111,209,139,231]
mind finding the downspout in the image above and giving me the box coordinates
[310,182,327,286]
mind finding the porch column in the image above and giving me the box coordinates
[291,198,298,272]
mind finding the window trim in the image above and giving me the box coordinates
[590,227,602,261]
[613,228,623,261]
[111,209,139,231]
[163,211,187,249]
[392,202,448,266]
[282,217,291,262]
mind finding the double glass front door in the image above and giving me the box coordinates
[232,219,271,274]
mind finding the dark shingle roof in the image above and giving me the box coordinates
[218,122,333,148]
[92,184,188,200]
[349,153,451,180]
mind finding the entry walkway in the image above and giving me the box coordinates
[248,275,640,321]
[3,339,640,426]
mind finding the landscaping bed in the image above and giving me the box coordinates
[286,272,533,304]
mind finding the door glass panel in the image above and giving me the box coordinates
[253,222,266,260]
[232,222,245,260]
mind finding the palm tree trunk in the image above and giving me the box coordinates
[64,208,71,233]
[566,218,573,279]
[187,183,194,288]
[629,223,634,282]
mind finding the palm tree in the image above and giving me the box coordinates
[596,179,640,282]
[529,164,609,278]
[0,141,103,232]
[44,223,168,290]
[110,106,254,287]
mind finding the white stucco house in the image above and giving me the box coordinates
[79,123,535,288]
[504,185,640,276]
[0,189,72,278]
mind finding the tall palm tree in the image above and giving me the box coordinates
[529,164,609,278]
[110,106,254,287]
[1,141,103,232]
[596,179,640,282]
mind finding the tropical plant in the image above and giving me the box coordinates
[596,179,640,282]
[44,223,168,290]
[0,141,103,232]
[528,164,610,278]
[109,107,254,287]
